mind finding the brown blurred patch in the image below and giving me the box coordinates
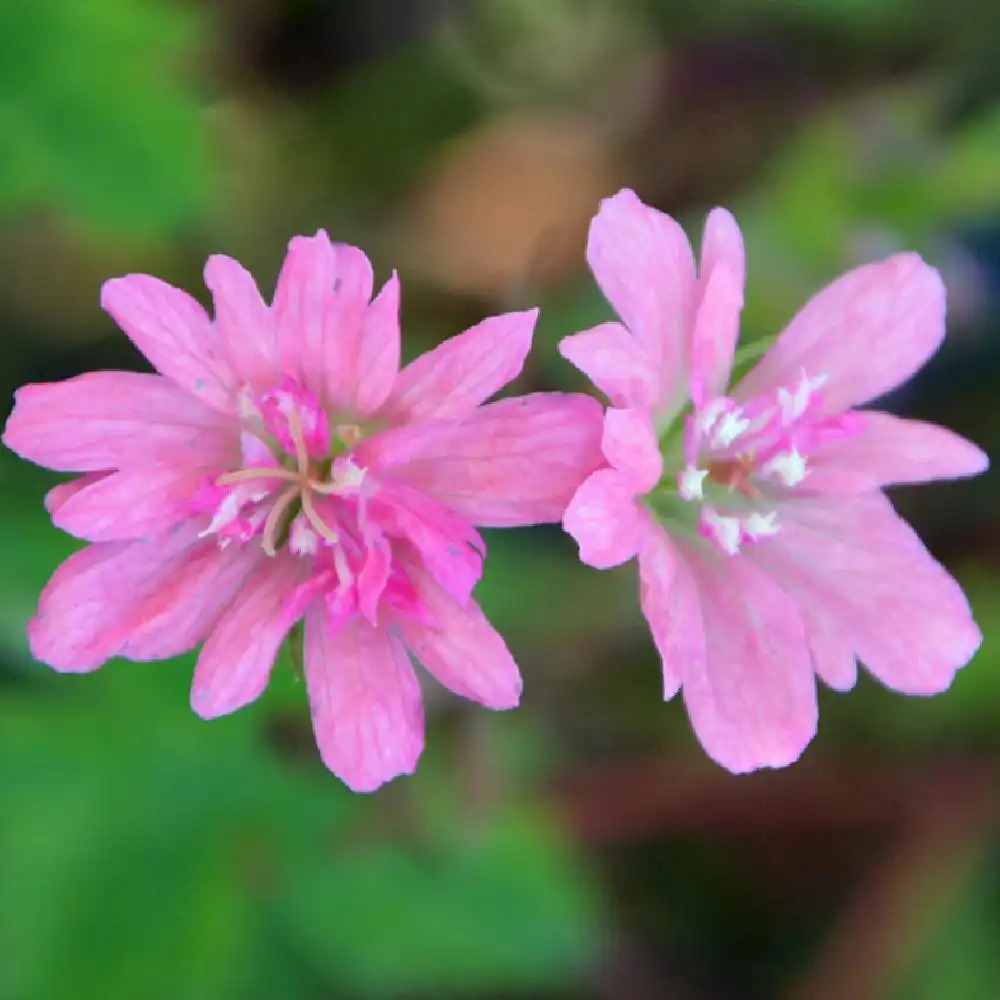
[393,112,624,303]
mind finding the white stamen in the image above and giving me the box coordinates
[289,514,319,556]
[712,410,750,448]
[678,465,708,501]
[742,510,780,541]
[261,487,300,556]
[300,489,340,546]
[696,398,729,435]
[778,371,828,425]
[701,507,742,556]
[198,488,245,538]
[762,448,808,487]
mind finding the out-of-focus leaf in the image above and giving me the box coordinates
[278,782,600,996]
[738,88,1000,340]
[0,0,210,234]
[0,660,352,1000]
[895,850,1000,1000]
[322,42,482,206]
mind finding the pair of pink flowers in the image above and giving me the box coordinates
[3,189,986,790]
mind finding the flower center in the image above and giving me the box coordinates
[196,377,366,558]
[658,370,862,556]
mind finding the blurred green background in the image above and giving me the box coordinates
[1,1,999,998]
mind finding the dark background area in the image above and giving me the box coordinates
[1,2,999,998]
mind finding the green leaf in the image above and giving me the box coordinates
[0,0,210,235]
[278,794,600,996]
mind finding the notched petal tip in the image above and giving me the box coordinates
[294,229,333,252]
[334,751,422,794]
[563,468,645,569]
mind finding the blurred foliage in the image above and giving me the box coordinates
[2,0,1000,998]
[0,0,209,235]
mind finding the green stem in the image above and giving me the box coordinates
[729,334,778,379]
[287,620,305,682]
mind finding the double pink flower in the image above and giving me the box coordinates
[3,232,602,791]
[3,190,987,788]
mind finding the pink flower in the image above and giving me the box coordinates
[4,232,602,792]
[560,189,987,772]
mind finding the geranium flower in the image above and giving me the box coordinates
[559,189,987,772]
[4,232,602,791]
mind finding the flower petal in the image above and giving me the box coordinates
[122,544,260,661]
[51,465,211,541]
[602,407,662,493]
[44,473,111,514]
[354,271,401,416]
[366,393,604,527]
[563,469,645,569]
[396,564,521,709]
[3,372,237,473]
[367,483,484,606]
[679,542,817,773]
[758,493,981,695]
[699,207,745,298]
[204,254,277,390]
[587,189,697,406]
[191,554,303,718]
[558,321,660,409]
[637,524,699,699]
[736,253,946,412]
[272,232,375,408]
[803,411,989,492]
[384,309,538,421]
[101,275,236,411]
[690,264,743,405]
[305,610,424,793]
[798,601,858,692]
[27,525,206,673]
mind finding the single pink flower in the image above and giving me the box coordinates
[560,189,987,772]
[4,232,603,791]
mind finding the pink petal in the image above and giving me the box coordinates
[357,529,392,625]
[690,265,743,405]
[354,272,401,416]
[122,544,260,661]
[272,232,375,408]
[305,610,424,793]
[101,275,236,412]
[637,523,698,699]
[27,525,205,673]
[3,372,238,473]
[699,207,745,298]
[258,376,330,459]
[586,189,697,406]
[602,407,662,493]
[44,473,111,514]
[191,554,303,718]
[736,253,946,412]
[803,411,989,492]
[383,309,538,421]
[367,483,484,606]
[558,321,660,409]
[51,465,210,541]
[679,543,817,773]
[758,493,981,695]
[365,393,604,528]
[395,564,522,709]
[798,602,858,692]
[563,469,645,569]
[204,254,277,390]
